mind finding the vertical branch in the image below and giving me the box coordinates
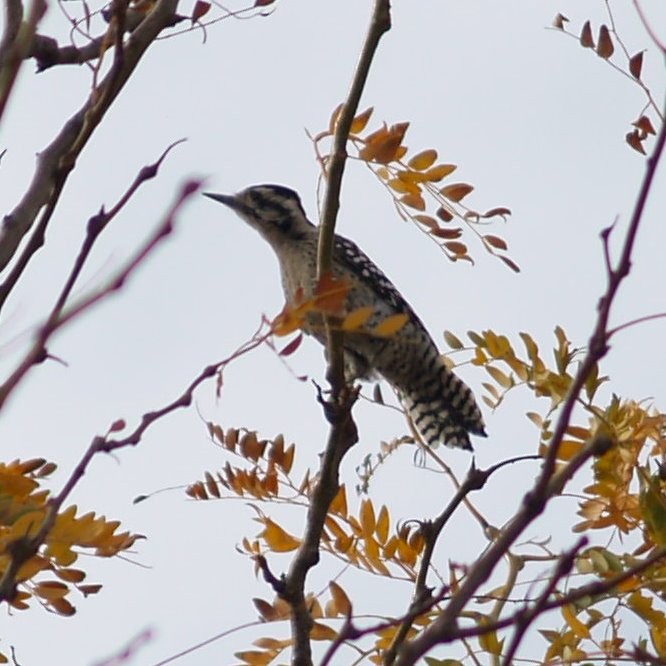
[281,3,392,665]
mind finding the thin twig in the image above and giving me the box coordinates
[0,179,200,411]
[499,537,587,666]
[0,0,179,292]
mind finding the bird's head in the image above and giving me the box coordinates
[204,184,315,245]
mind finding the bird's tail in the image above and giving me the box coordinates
[399,359,486,450]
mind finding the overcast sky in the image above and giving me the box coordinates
[2,1,666,664]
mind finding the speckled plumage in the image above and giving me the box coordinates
[205,184,486,450]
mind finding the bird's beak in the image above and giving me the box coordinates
[203,192,239,209]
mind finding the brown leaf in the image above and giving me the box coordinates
[629,51,644,79]
[580,20,594,48]
[191,0,210,23]
[254,0,276,6]
[413,214,438,230]
[444,241,468,256]
[499,255,521,273]
[552,13,569,29]
[633,115,656,135]
[440,182,474,202]
[430,227,462,240]
[626,129,646,154]
[328,103,343,134]
[279,333,303,357]
[482,206,512,219]
[436,206,454,223]
[596,24,614,59]
[484,234,508,250]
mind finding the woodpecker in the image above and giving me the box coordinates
[205,184,486,450]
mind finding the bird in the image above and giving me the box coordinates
[204,184,486,450]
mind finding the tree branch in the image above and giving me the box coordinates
[0,178,200,411]
[0,0,179,301]
[392,94,666,666]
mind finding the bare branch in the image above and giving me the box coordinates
[0,0,47,120]
[0,0,179,296]
[0,178,200,411]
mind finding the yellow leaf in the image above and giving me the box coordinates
[440,182,474,202]
[350,106,373,134]
[388,178,420,195]
[478,626,503,656]
[399,193,425,211]
[486,365,512,388]
[329,484,347,517]
[562,604,590,638]
[424,164,457,182]
[375,505,389,544]
[407,149,437,171]
[310,622,337,641]
[328,581,352,616]
[234,650,274,666]
[260,518,300,552]
[360,499,375,536]
[372,313,409,338]
[342,306,374,331]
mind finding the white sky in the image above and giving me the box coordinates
[2,1,666,664]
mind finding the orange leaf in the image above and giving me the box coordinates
[358,122,409,164]
[310,622,337,641]
[314,272,349,314]
[328,581,352,616]
[407,149,437,171]
[260,518,300,552]
[350,106,374,134]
